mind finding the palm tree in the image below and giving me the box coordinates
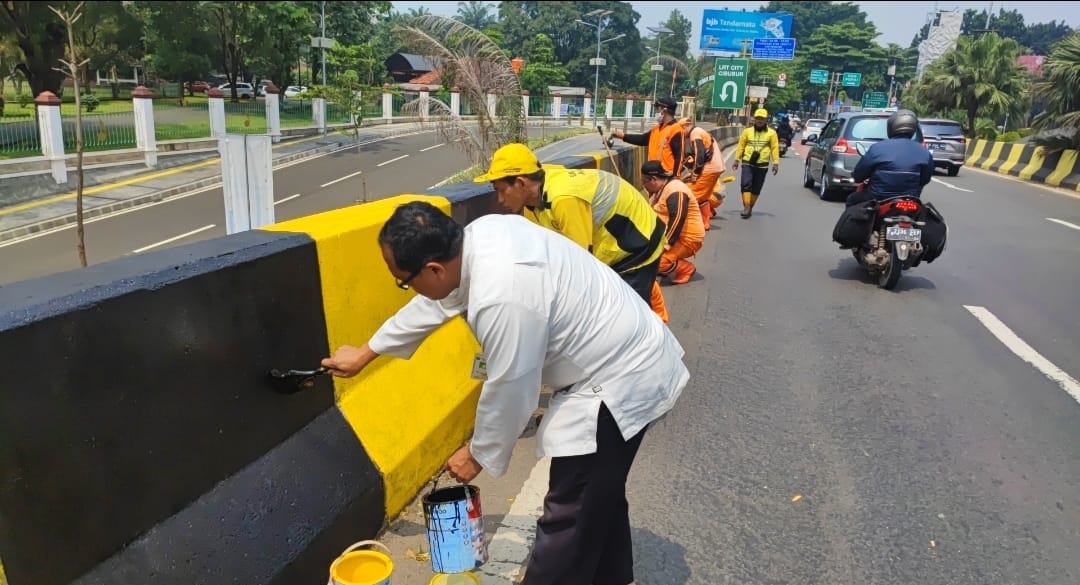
[1032,32,1080,131]
[455,1,496,31]
[917,33,1029,138]
[394,14,525,168]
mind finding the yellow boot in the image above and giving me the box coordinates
[741,191,752,218]
[748,194,759,217]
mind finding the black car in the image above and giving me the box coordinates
[802,112,926,201]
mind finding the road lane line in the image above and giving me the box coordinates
[320,170,363,188]
[420,143,445,152]
[476,457,551,585]
[274,193,301,205]
[1046,217,1080,231]
[932,177,974,192]
[377,154,410,167]
[963,305,1080,404]
[132,224,216,254]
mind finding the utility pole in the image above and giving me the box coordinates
[320,0,327,86]
[576,9,621,129]
[647,25,673,106]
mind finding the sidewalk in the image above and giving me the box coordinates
[0,125,426,243]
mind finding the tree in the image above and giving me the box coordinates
[50,2,90,268]
[455,1,496,30]
[138,1,215,103]
[0,1,70,97]
[74,1,144,97]
[248,2,315,89]
[310,0,392,47]
[915,33,1029,137]
[1023,21,1074,55]
[518,33,568,98]
[395,14,524,167]
[799,21,888,103]
[1032,32,1080,131]
[761,1,870,43]
[328,43,383,87]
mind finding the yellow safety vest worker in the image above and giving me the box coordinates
[525,166,665,273]
[735,126,780,167]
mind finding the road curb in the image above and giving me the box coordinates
[0,139,353,244]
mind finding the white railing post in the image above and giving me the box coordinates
[131,85,158,167]
[207,88,226,138]
[264,83,281,143]
[35,91,67,184]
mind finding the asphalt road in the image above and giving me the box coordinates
[379,141,1080,585]
[0,129,542,285]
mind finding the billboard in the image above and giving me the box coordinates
[699,10,793,56]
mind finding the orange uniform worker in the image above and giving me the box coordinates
[678,117,727,231]
[639,160,705,322]
[610,96,686,177]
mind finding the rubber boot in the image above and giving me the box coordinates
[649,280,670,323]
[748,194,760,217]
[669,258,697,285]
[741,191,752,218]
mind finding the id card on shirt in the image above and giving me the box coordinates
[471,353,488,380]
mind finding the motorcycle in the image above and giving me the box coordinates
[849,183,935,290]
[778,136,791,157]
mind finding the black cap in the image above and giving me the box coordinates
[641,160,671,178]
[654,97,677,111]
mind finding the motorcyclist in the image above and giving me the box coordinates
[774,113,794,147]
[845,109,934,207]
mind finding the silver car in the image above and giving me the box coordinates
[802,112,925,201]
[920,118,966,177]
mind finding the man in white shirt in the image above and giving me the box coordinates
[321,201,690,585]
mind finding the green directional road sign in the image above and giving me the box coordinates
[863,91,888,108]
[842,72,862,87]
[711,58,749,109]
[810,69,829,84]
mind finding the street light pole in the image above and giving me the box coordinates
[647,25,673,107]
[320,0,327,86]
[577,9,614,129]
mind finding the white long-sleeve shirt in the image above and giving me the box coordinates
[368,213,690,477]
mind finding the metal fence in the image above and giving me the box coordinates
[0,114,41,158]
[62,112,137,153]
[153,101,211,141]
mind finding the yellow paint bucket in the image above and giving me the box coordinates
[428,572,481,585]
[327,540,394,585]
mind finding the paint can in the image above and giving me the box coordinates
[428,572,482,585]
[422,484,488,574]
[327,540,394,585]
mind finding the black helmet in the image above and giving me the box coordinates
[887,109,919,139]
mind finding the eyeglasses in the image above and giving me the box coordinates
[395,267,423,290]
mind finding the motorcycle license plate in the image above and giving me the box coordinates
[886,226,922,241]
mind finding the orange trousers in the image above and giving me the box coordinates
[659,240,702,285]
[650,281,669,323]
[688,171,722,230]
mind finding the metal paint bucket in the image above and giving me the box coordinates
[422,484,488,574]
[327,540,394,585]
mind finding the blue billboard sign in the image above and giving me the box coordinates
[700,10,794,55]
[751,37,796,60]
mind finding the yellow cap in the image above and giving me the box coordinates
[474,143,542,183]
[754,108,769,119]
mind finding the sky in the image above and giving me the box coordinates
[389,1,1080,50]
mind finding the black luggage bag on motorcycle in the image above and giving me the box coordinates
[832,198,948,263]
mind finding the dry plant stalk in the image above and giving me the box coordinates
[50,1,90,267]
[394,15,526,169]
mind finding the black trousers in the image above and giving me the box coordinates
[740,164,770,195]
[619,256,660,304]
[520,403,648,585]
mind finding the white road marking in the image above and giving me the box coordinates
[274,193,301,205]
[932,177,974,192]
[1046,217,1080,231]
[132,224,216,254]
[377,154,409,167]
[964,305,1080,404]
[476,457,551,585]
[420,143,445,152]
[320,170,363,188]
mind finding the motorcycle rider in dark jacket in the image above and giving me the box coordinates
[845,109,934,207]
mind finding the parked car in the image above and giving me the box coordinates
[186,81,211,94]
[284,85,309,98]
[802,112,926,201]
[217,82,255,99]
[919,118,967,176]
[800,118,828,143]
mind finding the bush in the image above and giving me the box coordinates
[1031,127,1080,155]
[17,92,31,108]
[1017,127,1036,138]
[999,131,1021,142]
[81,93,99,112]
